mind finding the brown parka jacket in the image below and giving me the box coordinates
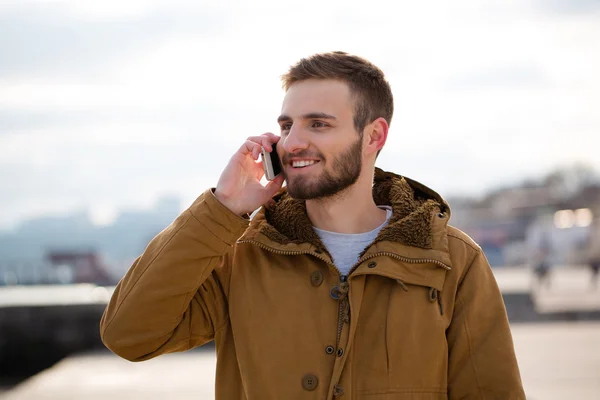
[100,168,525,399]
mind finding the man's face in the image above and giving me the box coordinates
[277,79,364,200]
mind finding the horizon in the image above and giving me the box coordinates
[2,161,596,233]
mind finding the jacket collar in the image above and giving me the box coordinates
[239,168,452,268]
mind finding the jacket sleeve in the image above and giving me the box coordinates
[100,188,249,361]
[446,249,526,399]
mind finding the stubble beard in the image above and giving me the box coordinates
[284,136,363,201]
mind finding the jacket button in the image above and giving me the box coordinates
[367,261,377,268]
[325,345,335,354]
[336,348,344,357]
[333,384,345,397]
[310,270,324,287]
[301,374,319,391]
[330,286,341,300]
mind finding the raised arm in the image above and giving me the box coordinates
[100,189,248,361]
[100,132,284,361]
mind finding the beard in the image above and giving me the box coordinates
[283,136,363,200]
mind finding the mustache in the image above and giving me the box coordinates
[282,150,326,164]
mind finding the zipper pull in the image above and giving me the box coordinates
[340,275,347,282]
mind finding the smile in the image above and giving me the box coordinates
[291,160,319,168]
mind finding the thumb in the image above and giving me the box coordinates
[263,174,285,200]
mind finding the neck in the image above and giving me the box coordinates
[306,169,387,234]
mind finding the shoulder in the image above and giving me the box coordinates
[445,225,487,284]
[447,226,481,253]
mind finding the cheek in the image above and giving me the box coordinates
[276,137,288,158]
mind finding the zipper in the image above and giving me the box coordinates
[237,240,451,275]
[336,298,344,346]
[335,275,348,346]
[348,252,451,277]
[236,239,342,275]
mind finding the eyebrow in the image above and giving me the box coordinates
[277,112,338,123]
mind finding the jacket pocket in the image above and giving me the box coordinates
[353,276,448,395]
[385,281,448,373]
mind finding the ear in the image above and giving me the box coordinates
[364,117,388,156]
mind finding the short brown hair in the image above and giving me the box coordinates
[281,51,394,134]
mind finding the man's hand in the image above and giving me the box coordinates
[214,133,285,216]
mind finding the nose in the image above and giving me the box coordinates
[281,125,310,155]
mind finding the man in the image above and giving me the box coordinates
[101,52,525,399]
[585,217,600,289]
[532,232,552,288]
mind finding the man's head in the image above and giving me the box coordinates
[277,51,393,200]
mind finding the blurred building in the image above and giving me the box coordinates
[450,166,600,267]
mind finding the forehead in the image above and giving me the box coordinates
[281,79,354,117]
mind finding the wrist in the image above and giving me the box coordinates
[213,190,246,216]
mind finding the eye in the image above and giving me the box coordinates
[280,123,292,132]
[311,121,328,128]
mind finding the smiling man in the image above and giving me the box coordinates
[101,52,525,399]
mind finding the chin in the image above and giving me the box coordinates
[285,179,315,200]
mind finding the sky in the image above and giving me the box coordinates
[0,0,599,230]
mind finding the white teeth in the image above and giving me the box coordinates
[292,160,316,168]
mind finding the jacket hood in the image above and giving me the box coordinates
[240,168,452,263]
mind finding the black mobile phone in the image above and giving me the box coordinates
[261,142,282,181]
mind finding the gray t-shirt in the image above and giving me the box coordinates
[313,206,392,276]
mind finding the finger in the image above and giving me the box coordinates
[252,132,280,143]
[247,134,279,152]
[245,136,270,153]
[264,174,285,198]
[262,132,281,144]
[239,140,262,160]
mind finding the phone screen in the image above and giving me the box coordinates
[270,143,282,177]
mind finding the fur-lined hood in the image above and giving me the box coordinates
[239,168,453,266]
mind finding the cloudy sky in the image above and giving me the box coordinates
[1,0,599,230]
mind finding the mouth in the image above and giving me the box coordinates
[289,160,320,170]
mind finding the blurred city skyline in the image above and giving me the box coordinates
[1,161,597,234]
[1,0,599,230]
